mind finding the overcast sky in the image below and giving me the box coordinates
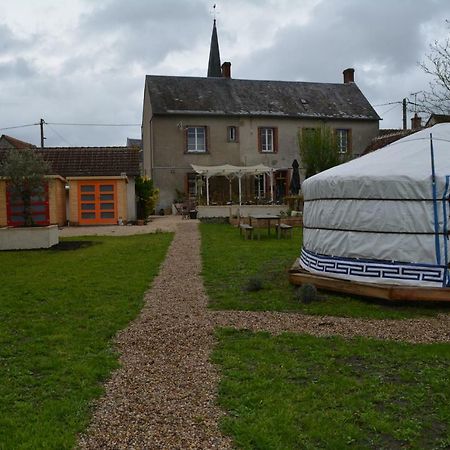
[1,0,450,147]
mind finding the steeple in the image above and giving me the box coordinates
[207,19,221,77]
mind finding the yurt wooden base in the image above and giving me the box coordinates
[289,267,450,302]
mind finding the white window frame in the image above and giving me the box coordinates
[187,126,206,153]
[260,127,274,152]
[336,129,349,154]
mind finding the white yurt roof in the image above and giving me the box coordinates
[300,123,450,288]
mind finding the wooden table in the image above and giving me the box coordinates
[249,215,281,239]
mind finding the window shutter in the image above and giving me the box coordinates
[184,127,188,153]
[274,127,279,153]
[205,126,209,152]
[258,127,262,152]
[348,129,352,154]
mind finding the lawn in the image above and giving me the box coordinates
[0,233,172,449]
[213,328,450,450]
[200,223,450,319]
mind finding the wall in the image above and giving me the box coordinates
[48,178,67,226]
[116,179,127,222]
[146,113,379,210]
[0,180,6,226]
[127,177,136,221]
[68,180,79,225]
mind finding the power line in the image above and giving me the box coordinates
[46,123,73,147]
[373,101,403,107]
[379,103,401,116]
[46,122,140,127]
[0,123,39,131]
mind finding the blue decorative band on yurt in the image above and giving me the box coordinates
[300,247,446,287]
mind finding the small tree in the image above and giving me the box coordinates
[298,125,349,179]
[0,148,50,226]
[135,176,159,220]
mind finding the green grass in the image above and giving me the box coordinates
[213,328,450,450]
[201,223,450,319]
[0,233,172,449]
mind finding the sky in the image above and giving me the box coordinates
[1,0,450,147]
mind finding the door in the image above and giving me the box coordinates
[78,181,117,225]
[6,182,49,227]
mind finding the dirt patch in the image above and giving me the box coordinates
[50,241,97,251]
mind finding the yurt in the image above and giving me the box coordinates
[296,123,450,298]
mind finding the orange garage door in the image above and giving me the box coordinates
[78,181,117,225]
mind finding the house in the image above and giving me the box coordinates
[0,134,37,150]
[0,146,140,226]
[425,113,450,127]
[142,20,380,210]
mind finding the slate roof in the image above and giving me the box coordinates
[0,147,140,178]
[145,75,380,121]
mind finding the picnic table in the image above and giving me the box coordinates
[249,214,281,239]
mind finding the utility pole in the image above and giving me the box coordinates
[40,118,45,148]
[402,99,407,130]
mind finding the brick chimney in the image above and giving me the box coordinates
[411,113,422,130]
[221,62,231,78]
[343,68,355,84]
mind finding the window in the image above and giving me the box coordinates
[336,129,350,154]
[227,126,239,142]
[258,127,278,153]
[186,126,207,153]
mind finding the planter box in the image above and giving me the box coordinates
[0,225,59,250]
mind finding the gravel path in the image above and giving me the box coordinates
[210,311,450,344]
[78,220,232,449]
[78,220,450,449]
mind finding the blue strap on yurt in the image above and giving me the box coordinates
[430,134,441,266]
[442,175,450,287]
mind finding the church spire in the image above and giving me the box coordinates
[207,19,221,77]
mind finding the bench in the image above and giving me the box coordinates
[239,224,254,240]
[276,223,293,239]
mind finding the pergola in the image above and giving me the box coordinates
[191,164,274,205]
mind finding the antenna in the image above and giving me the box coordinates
[409,91,422,113]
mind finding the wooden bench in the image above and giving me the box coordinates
[239,224,254,240]
[276,223,293,239]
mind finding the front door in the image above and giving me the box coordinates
[78,181,117,225]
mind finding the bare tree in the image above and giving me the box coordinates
[418,30,450,114]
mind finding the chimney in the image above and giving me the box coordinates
[343,68,355,84]
[221,62,231,78]
[411,113,422,130]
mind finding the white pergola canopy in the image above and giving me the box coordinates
[191,164,274,205]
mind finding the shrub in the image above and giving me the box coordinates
[244,275,264,292]
[295,283,318,304]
